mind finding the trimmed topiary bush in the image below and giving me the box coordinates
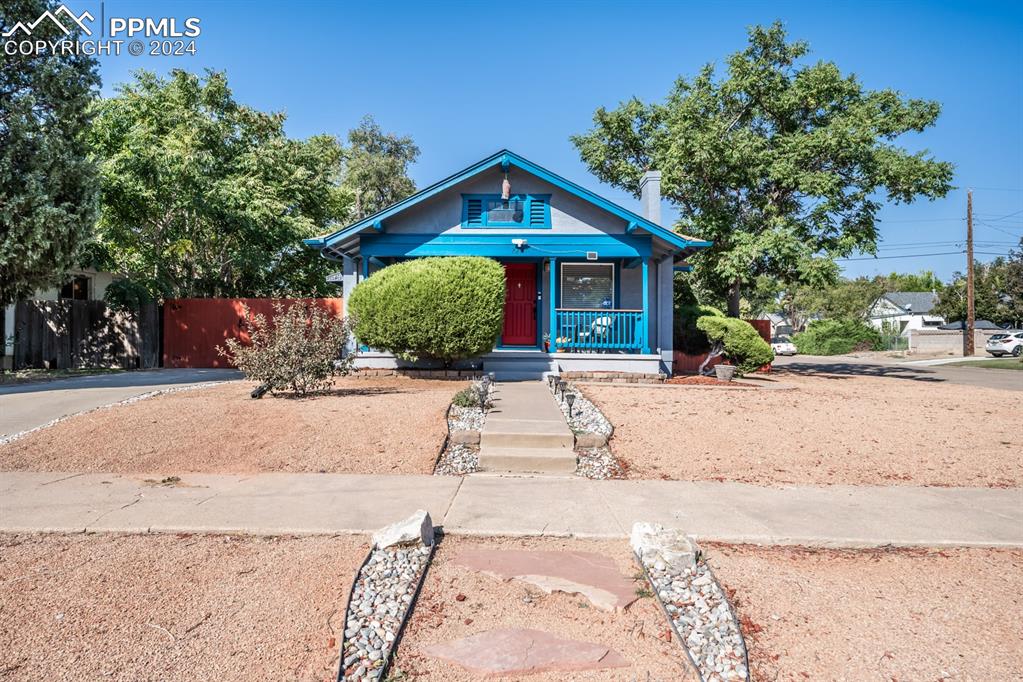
[674,304,725,354]
[348,256,504,363]
[792,319,882,355]
[696,316,774,375]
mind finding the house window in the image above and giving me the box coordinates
[59,275,90,301]
[560,263,614,309]
[462,194,550,228]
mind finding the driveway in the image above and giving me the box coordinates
[772,355,1023,392]
[0,369,240,438]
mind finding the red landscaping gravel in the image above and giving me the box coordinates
[0,532,367,681]
[708,544,1023,680]
[0,377,456,475]
[586,373,1022,486]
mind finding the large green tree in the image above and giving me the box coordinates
[572,23,954,316]
[0,0,100,305]
[934,244,1023,326]
[342,115,420,220]
[90,69,349,300]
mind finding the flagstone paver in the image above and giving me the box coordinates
[451,548,637,611]
[421,628,629,676]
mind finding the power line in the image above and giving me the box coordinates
[978,208,1023,221]
[836,251,965,261]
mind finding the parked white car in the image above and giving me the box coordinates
[771,337,798,356]
[986,331,1023,357]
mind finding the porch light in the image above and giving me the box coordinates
[565,392,576,418]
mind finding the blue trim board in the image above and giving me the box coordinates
[359,233,652,259]
[461,193,551,229]
[304,149,713,255]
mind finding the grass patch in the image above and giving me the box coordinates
[946,358,1023,370]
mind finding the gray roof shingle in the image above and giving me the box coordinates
[883,291,939,314]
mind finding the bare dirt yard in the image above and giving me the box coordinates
[587,373,1022,486]
[392,535,697,681]
[0,377,456,475]
[709,543,1023,680]
[0,532,367,681]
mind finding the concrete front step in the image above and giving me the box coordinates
[477,446,578,474]
[481,420,575,450]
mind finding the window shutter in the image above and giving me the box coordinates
[529,197,546,226]
[465,198,483,226]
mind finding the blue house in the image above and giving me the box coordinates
[305,150,711,378]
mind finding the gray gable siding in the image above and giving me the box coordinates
[381,166,629,236]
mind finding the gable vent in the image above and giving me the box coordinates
[529,197,546,226]
[465,198,483,226]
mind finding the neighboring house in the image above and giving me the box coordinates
[305,150,711,378]
[867,292,945,336]
[1,268,117,369]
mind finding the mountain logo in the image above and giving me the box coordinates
[2,5,94,38]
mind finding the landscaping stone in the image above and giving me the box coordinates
[448,429,480,445]
[574,431,607,448]
[631,521,699,570]
[433,443,479,476]
[372,510,433,549]
[342,514,435,680]
[550,381,613,438]
[421,628,629,676]
[575,446,624,480]
[451,548,638,611]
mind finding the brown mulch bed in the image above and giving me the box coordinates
[0,376,456,475]
[0,532,367,681]
[392,536,697,681]
[586,373,1022,487]
[708,543,1023,680]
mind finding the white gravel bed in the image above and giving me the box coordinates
[341,545,431,680]
[447,405,485,432]
[433,443,479,476]
[549,380,613,437]
[576,446,624,479]
[645,559,749,681]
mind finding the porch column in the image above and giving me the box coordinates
[548,257,557,352]
[641,258,651,353]
[360,255,369,281]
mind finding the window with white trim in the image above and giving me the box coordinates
[560,263,614,309]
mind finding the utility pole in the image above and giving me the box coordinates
[965,189,975,356]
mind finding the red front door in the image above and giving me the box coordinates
[502,263,537,346]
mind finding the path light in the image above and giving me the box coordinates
[565,392,576,418]
[557,380,567,400]
[476,384,489,411]
[488,372,496,385]
[480,374,491,391]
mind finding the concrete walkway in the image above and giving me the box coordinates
[0,369,240,438]
[2,471,1020,549]
[478,382,575,473]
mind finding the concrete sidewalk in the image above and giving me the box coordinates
[2,471,1020,549]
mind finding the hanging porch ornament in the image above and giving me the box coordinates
[501,172,511,200]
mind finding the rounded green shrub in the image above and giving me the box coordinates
[674,304,725,353]
[347,256,505,362]
[792,319,881,355]
[696,316,774,375]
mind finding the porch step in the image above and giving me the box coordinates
[477,446,578,474]
[483,354,554,381]
[480,420,575,450]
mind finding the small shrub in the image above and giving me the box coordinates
[348,256,504,363]
[217,301,353,395]
[674,304,725,354]
[452,378,492,409]
[792,319,882,355]
[696,316,774,375]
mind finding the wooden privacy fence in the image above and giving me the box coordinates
[163,298,344,368]
[12,300,160,370]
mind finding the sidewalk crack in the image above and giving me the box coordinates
[441,476,465,524]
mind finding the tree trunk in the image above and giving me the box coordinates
[727,278,742,318]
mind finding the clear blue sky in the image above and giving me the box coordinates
[81,0,1023,282]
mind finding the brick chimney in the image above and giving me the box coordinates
[639,170,662,226]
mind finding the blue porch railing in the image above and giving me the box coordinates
[554,309,644,351]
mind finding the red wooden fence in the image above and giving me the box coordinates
[673,318,773,375]
[163,298,343,368]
